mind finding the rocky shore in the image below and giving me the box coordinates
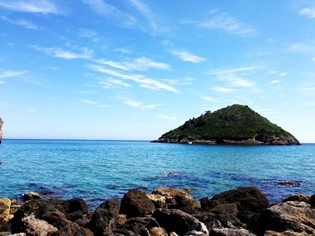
[1,186,315,236]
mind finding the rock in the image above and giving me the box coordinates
[210,227,255,236]
[152,208,199,235]
[23,192,42,201]
[252,201,315,235]
[9,233,27,236]
[120,189,155,218]
[264,230,306,236]
[147,194,167,208]
[90,198,120,236]
[309,194,315,207]
[11,198,91,235]
[117,214,127,225]
[282,194,309,203]
[150,187,201,209]
[184,220,209,235]
[0,198,12,225]
[150,227,168,236]
[22,214,58,236]
[201,187,269,224]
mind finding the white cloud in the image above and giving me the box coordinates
[210,67,259,75]
[157,114,177,121]
[212,87,234,93]
[89,65,178,93]
[82,0,136,27]
[33,46,93,60]
[203,96,219,102]
[270,80,281,84]
[26,108,37,112]
[100,78,132,88]
[0,16,37,29]
[200,12,255,36]
[96,57,171,71]
[300,87,315,92]
[299,8,315,18]
[81,99,97,105]
[289,42,315,53]
[0,70,27,79]
[280,72,288,77]
[123,99,161,109]
[0,0,61,14]
[171,50,205,63]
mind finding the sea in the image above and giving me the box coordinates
[0,139,314,209]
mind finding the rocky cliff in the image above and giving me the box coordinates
[153,104,300,145]
[0,118,3,144]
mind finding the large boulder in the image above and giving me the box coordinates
[153,208,208,235]
[148,187,201,209]
[201,187,269,224]
[120,189,155,218]
[20,214,58,236]
[252,200,315,235]
[90,198,120,236]
[11,198,91,235]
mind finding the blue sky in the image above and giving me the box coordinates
[0,0,315,142]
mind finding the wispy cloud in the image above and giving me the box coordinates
[100,78,132,89]
[123,99,161,109]
[82,0,136,27]
[0,0,61,14]
[270,80,281,84]
[210,67,257,88]
[289,42,315,53]
[199,12,255,36]
[81,98,109,108]
[299,8,315,18]
[0,70,27,84]
[203,96,219,102]
[89,65,178,93]
[81,99,97,105]
[33,46,93,60]
[171,50,205,63]
[0,16,38,29]
[157,114,177,121]
[212,86,234,93]
[26,108,37,112]
[96,57,171,71]
[299,87,315,92]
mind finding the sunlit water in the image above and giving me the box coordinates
[1,139,314,209]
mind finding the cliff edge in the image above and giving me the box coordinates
[153,104,300,145]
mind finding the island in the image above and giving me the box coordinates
[153,104,300,145]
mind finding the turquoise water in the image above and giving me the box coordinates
[0,139,314,209]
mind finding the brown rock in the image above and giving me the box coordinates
[210,227,255,236]
[282,194,309,203]
[120,189,155,218]
[22,214,58,236]
[23,192,42,201]
[253,201,315,235]
[264,230,306,236]
[0,198,11,224]
[150,227,168,236]
[151,187,201,209]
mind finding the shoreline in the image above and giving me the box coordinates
[1,186,315,236]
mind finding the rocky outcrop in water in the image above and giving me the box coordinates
[153,104,300,145]
[4,187,315,235]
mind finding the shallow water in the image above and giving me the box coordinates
[0,139,314,209]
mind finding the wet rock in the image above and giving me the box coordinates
[153,208,200,235]
[201,187,269,224]
[90,198,120,236]
[23,192,42,201]
[282,194,309,203]
[120,189,155,218]
[150,187,201,209]
[252,201,315,235]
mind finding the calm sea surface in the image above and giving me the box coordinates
[0,139,314,209]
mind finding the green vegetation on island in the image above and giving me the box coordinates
[153,104,300,145]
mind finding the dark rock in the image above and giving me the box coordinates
[201,187,269,224]
[282,194,309,203]
[309,194,315,207]
[152,208,197,235]
[251,201,315,235]
[210,227,255,236]
[90,198,120,236]
[120,189,155,218]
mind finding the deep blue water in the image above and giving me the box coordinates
[0,139,314,209]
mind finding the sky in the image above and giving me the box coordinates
[0,0,315,142]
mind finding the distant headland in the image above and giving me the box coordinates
[153,104,300,145]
